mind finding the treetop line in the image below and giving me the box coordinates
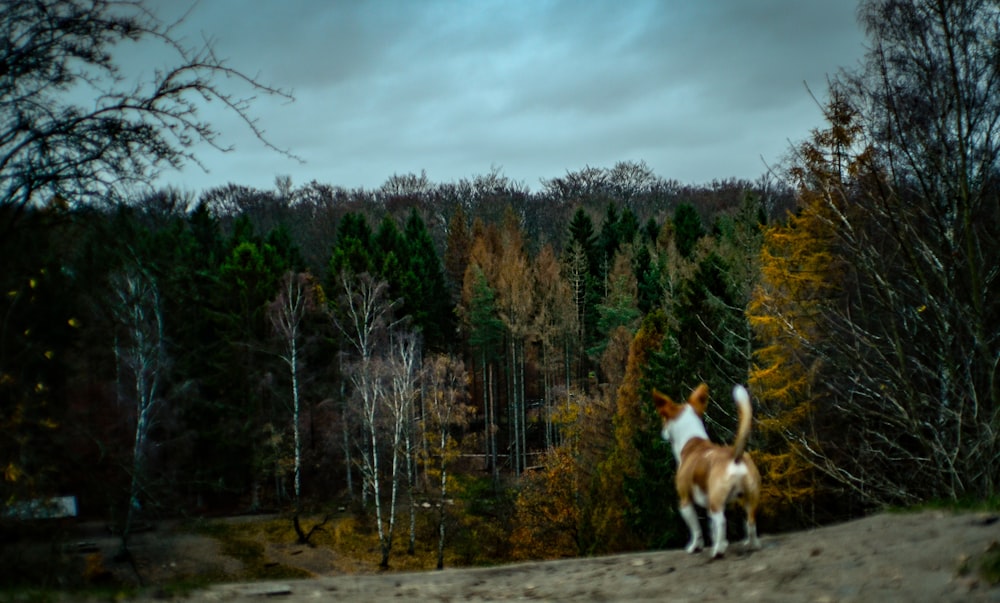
[1,0,997,573]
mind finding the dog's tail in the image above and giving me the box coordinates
[731,384,753,464]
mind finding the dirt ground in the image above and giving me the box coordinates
[75,510,1000,601]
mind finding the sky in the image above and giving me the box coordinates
[136,0,868,194]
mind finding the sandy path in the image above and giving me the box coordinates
[193,511,999,602]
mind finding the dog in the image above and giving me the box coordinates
[653,383,761,558]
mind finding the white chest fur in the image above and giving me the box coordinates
[663,405,709,463]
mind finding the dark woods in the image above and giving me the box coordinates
[1,0,998,571]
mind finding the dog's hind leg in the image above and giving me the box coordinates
[743,504,761,550]
[708,510,728,558]
[679,504,703,553]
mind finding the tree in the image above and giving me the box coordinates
[634,243,661,314]
[329,212,375,279]
[386,328,421,558]
[460,265,504,483]
[0,206,81,507]
[495,208,534,475]
[0,0,294,235]
[672,203,704,259]
[597,202,622,278]
[566,207,598,276]
[218,235,287,509]
[402,210,453,352]
[751,0,1000,509]
[828,0,1000,502]
[330,270,404,568]
[159,201,234,509]
[108,262,168,558]
[444,205,472,304]
[564,207,602,363]
[592,311,671,552]
[532,244,577,448]
[510,434,585,560]
[748,146,843,518]
[268,271,327,543]
[421,353,473,569]
[607,160,658,211]
[590,247,641,363]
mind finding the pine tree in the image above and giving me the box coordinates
[329,212,374,278]
[403,209,453,352]
[444,205,472,304]
[672,203,704,259]
[461,264,503,483]
[591,311,670,552]
[747,168,843,521]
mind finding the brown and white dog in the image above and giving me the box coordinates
[653,383,761,558]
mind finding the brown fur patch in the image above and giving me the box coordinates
[652,389,683,420]
[687,383,709,417]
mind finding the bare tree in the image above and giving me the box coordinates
[422,353,472,570]
[772,0,1000,505]
[533,245,577,449]
[0,0,296,234]
[109,262,167,562]
[496,210,535,475]
[331,271,406,568]
[386,329,421,559]
[269,271,328,543]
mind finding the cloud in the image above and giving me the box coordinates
[140,0,865,192]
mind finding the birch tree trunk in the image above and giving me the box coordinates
[422,353,472,570]
[110,265,167,561]
[269,271,323,543]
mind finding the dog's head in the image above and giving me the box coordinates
[652,383,709,447]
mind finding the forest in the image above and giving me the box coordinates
[2,0,998,575]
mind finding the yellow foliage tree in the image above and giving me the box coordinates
[510,377,616,559]
[747,97,854,522]
[509,441,582,560]
[590,311,668,552]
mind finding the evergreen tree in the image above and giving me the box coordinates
[672,203,704,259]
[0,207,82,504]
[566,208,598,275]
[642,217,659,244]
[217,229,290,508]
[592,311,671,552]
[329,212,375,278]
[618,207,639,246]
[634,244,661,314]
[564,208,601,359]
[462,266,504,483]
[403,209,453,352]
[597,202,621,276]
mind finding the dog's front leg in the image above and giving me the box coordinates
[679,504,703,553]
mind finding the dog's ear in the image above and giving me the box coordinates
[688,383,709,416]
[652,389,681,419]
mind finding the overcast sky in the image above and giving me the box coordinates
[138,0,868,194]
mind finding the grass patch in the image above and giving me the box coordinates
[0,585,139,603]
[190,518,312,582]
[186,511,473,578]
[956,542,1000,587]
[978,544,1000,586]
[304,511,468,572]
[888,496,1000,514]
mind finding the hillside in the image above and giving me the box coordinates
[80,510,1000,601]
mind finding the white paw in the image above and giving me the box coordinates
[685,537,704,554]
[711,540,728,558]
